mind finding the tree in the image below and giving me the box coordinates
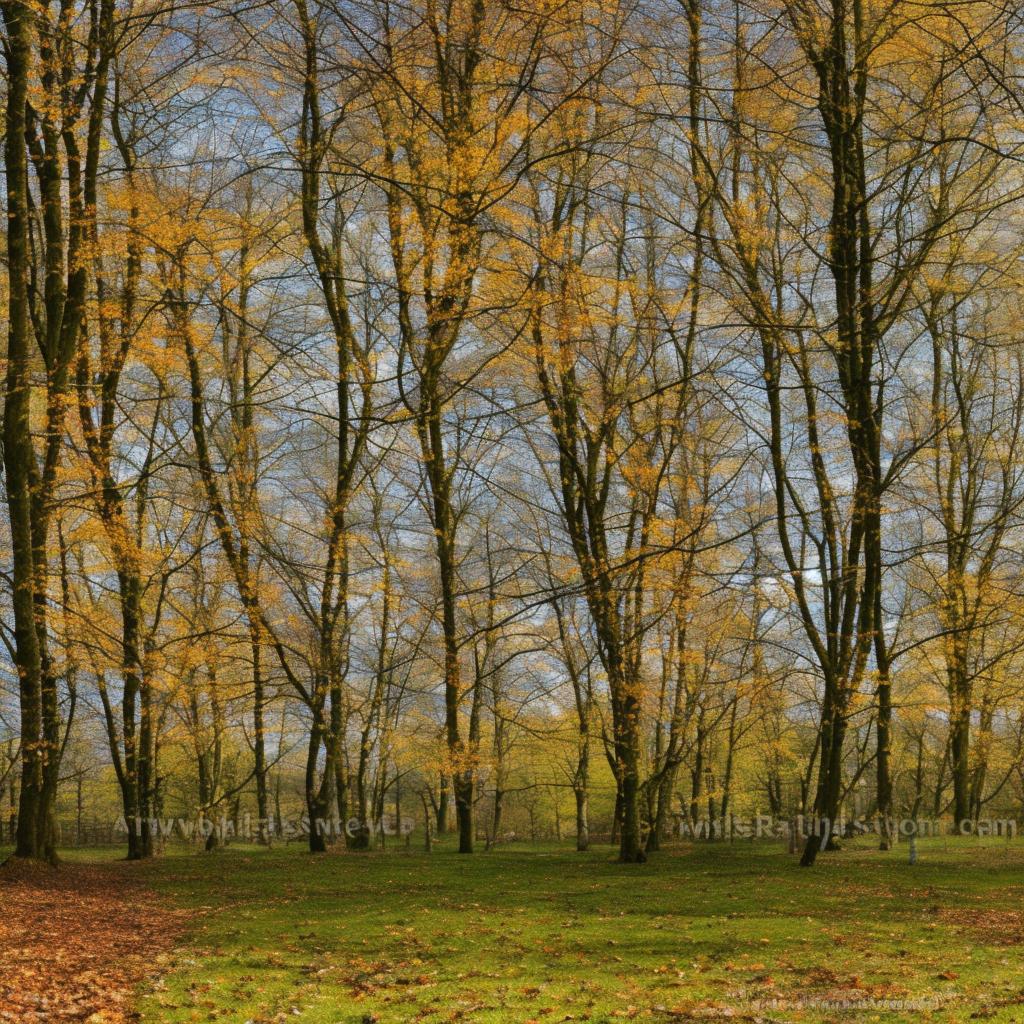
[2,0,116,861]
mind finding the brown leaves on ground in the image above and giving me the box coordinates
[0,857,188,1023]
[939,906,1024,946]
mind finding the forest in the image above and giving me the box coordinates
[3,0,1024,880]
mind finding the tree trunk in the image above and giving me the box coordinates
[616,695,646,863]
[2,0,52,864]
[801,700,847,866]
[436,774,450,835]
[950,698,971,832]
[252,629,269,843]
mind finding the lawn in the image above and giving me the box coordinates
[122,836,1024,1023]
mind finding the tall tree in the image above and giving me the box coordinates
[2,0,115,861]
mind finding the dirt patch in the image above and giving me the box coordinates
[0,857,188,1022]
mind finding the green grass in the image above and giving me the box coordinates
[0,843,130,863]
[118,835,1024,1023]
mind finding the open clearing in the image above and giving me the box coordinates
[94,839,1024,1022]
[4,838,1023,1023]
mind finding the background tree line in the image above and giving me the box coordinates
[3,0,1024,866]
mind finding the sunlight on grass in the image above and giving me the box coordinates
[134,838,1024,1024]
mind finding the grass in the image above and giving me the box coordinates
[106,834,1024,1023]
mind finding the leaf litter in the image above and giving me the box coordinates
[0,858,188,1023]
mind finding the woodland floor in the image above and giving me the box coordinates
[0,850,187,1023]
[2,838,1024,1023]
